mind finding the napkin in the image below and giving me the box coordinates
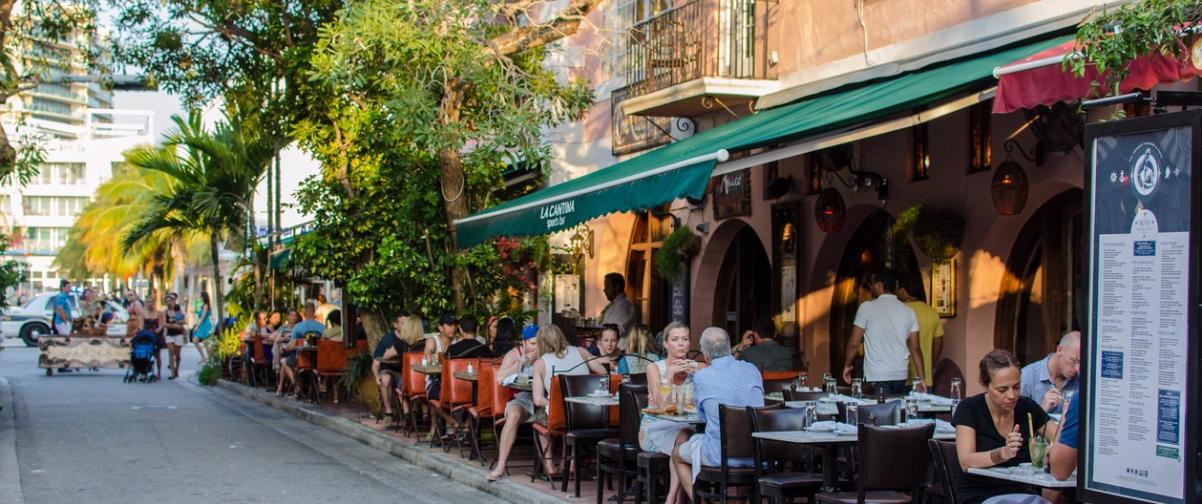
[833,423,858,434]
[501,373,519,386]
[901,418,955,433]
[808,421,838,431]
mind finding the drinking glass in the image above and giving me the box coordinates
[950,378,963,400]
[599,375,610,396]
[1062,390,1074,413]
[658,380,673,408]
[851,378,863,399]
[949,399,960,416]
[824,377,837,396]
[1029,436,1048,470]
[421,356,429,367]
[822,372,832,385]
[804,402,818,428]
[911,376,923,394]
[905,398,920,421]
[799,371,809,389]
[845,405,858,426]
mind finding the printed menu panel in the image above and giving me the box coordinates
[1086,121,1193,504]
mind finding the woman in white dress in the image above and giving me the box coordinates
[640,322,705,504]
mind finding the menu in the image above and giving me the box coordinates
[1086,120,1193,504]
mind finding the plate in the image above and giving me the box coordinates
[807,425,835,432]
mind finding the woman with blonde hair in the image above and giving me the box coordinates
[618,324,659,375]
[529,325,607,476]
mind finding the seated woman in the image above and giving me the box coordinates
[616,324,659,375]
[487,325,541,481]
[322,310,343,342]
[275,310,302,397]
[488,316,516,358]
[641,322,705,504]
[530,325,608,474]
[588,324,622,373]
[372,312,421,420]
[954,349,1060,504]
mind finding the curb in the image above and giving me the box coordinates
[213,380,567,504]
[0,377,23,504]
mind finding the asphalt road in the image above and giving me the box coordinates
[0,341,505,504]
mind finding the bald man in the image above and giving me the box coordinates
[1020,331,1081,414]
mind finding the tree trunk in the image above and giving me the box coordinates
[360,311,387,352]
[438,80,468,312]
[210,235,225,336]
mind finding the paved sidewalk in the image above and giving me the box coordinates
[212,379,578,504]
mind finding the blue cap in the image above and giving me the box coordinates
[521,325,539,341]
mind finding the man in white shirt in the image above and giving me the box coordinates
[600,272,635,349]
[841,270,926,395]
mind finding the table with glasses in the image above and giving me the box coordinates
[506,376,533,391]
[966,467,1076,488]
[753,422,956,490]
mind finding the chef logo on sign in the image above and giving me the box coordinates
[1112,142,1179,201]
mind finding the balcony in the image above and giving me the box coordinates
[623,0,777,118]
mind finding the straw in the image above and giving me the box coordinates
[1027,412,1035,442]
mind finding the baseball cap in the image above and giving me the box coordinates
[521,325,539,341]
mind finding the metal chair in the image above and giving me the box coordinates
[597,384,647,504]
[694,403,782,504]
[927,439,960,504]
[560,374,620,497]
[749,407,823,504]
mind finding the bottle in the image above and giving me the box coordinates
[876,387,885,404]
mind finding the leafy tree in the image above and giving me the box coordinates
[122,109,276,333]
[0,234,25,306]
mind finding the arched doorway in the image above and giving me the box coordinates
[829,210,921,376]
[711,223,772,337]
[995,189,1083,364]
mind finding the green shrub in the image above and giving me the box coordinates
[197,361,221,386]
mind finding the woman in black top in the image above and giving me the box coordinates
[489,317,516,357]
[953,350,1060,504]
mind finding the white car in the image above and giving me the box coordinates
[2,292,129,345]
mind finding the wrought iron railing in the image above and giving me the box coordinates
[625,0,764,99]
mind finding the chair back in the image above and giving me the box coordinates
[443,358,478,406]
[559,374,611,432]
[619,386,648,445]
[316,339,348,372]
[718,404,760,464]
[761,370,800,395]
[782,389,826,401]
[931,358,965,398]
[489,360,513,418]
[354,339,369,353]
[857,423,935,495]
[627,372,648,386]
[928,439,960,504]
[474,358,498,417]
[748,407,809,472]
[857,400,902,426]
[401,351,426,396]
[545,374,566,432]
[252,335,266,363]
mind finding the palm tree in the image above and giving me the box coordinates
[122,109,276,334]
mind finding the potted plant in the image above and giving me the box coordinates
[339,351,380,414]
[653,226,702,281]
[891,204,966,263]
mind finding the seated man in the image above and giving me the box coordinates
[733,319,793,371]
[673,327,765,501]
[1020,331,1080,414]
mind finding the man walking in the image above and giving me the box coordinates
[1020,331,1080,414]
[842,270,925,395]
[898,275,944,387]
[52,280,72,335]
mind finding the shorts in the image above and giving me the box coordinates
[677,434,706,465]
[167,334,185,346]
[54,322,71,335]
[426,377,442,401]
[507,392,535,420]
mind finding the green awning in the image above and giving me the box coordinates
[454,35,1071,248]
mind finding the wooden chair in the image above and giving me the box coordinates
[465,357,498,464]
[762,370,802,395]
[294,332,322,403]
[749,407,823,504]
[315,339,349,405]
[815,424,935,504]
[927,439,960,504]
[597,384,647,504]
[560,374,620,497]
[694,403,782,504]
[248,335,272,388]
[531,375,567,485]
[429,358,477,452]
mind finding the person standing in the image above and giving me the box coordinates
[841,270,926,395]
[125,290,146,341]
[898,275,944,387]
[51,280,73,335]
[1020,331,1080,414]
[192,292,213,363]
[599,272,635,349]
[165,295,187,379]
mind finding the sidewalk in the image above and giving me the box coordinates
[214,379,604,504]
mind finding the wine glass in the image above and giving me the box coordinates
[851,378,863,399]
[950,378,962,400]
[599,374,610,396]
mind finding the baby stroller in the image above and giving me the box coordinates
[124,330,158,383]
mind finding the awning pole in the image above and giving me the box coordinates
[992,52,1080,78]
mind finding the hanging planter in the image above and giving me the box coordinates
[891,203,966,263]
[653,226,701,282]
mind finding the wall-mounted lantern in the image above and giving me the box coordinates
[814,188,846,233]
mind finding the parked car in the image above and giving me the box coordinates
[2,292,129,346]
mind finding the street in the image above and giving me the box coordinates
[0,342,504,504]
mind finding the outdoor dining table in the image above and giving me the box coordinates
[564,394,619,407]
[413,364,442,375]
[966,467,1076,488]
[452,371,478,382]
[506,376,533,391]
[642,409,703,424]
[752,425,956,490]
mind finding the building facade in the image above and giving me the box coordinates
[484,0,1154,393]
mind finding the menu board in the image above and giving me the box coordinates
[1083,111,1199,504]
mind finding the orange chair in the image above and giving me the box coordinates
[294,334,321,403]
[398,351,428,436]
[248,335,271,387]
[532,375,567,484]
[608,373,622,427]
[430,358,478,452]
[465,358,498,464]
[762,370,802,396]
[315,339,349,404]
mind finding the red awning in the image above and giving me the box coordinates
[993,39,1199,114]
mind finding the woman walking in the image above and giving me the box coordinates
[165,298,186,379]
[192,292,213,363]
[144,298,167,380]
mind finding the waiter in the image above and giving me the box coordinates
[600,272,635,349]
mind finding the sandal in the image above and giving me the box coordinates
[487,468,506,482]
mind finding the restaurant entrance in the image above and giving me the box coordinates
[711,223,771,337]
[829,210,920,377]
[995,189,1084,364]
